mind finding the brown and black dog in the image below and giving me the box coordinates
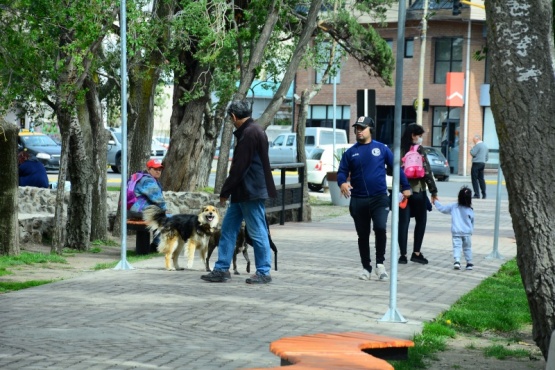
[143,205,220,271]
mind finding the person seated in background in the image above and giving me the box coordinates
[18,151,49,188]
[128,159,167,219]
[128,159,167,251]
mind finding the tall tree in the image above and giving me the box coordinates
[485,0,555,358]
[0,1,119,251]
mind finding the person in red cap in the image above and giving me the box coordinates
[128,158,167,219]
[128,158,167,250]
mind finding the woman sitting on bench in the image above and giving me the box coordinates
[128,159,167,250]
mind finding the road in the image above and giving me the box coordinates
[48,170,508,200]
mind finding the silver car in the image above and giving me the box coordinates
[107,129,167,173]
[423,146,450,182]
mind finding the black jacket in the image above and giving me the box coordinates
[220,118,277,203]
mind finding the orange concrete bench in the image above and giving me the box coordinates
[126,220,156,255]
[243,332,413,370]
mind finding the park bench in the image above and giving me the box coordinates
[126,219,157,255]
[243,331,414,370]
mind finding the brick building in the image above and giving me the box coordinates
[293,0,496,176]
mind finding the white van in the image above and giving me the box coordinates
[268,127,348,165]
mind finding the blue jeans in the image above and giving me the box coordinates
[214,200,272,275]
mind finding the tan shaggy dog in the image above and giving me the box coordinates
[142,205,220,271]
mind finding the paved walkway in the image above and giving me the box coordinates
[0,179,513,369]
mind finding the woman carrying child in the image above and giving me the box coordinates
[434,186,474,271]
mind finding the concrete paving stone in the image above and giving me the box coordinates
[0,187,514,369]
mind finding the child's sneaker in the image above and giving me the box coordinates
[453,262,461,270]
[466,263,474,270]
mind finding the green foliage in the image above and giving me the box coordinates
[0,0,120,115]
[273,118,291,126]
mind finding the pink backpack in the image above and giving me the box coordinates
[402,145,425,179]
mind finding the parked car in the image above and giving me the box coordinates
[423,146,450,182]
[106,129,167,173]
[17,131,61,171]
[306,144,352,192]
[269,127,348,165]
[155,136,169,149]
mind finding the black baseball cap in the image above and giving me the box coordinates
[352,116,374,128]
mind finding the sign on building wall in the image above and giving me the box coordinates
[446,72,464,107]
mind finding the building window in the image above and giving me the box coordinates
[385,39,393,49]
[405,38,414,58]
[306,105,351,138]
[434,37,463,83]
[315,68,341,84]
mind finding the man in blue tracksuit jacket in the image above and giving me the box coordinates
[337,116,412,281]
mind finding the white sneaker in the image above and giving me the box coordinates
[375,264,389,281]
[359,269,371,280]
[454,262,461,270]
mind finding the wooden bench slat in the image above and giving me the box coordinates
[126,219,155,255]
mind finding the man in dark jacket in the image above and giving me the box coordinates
[18,151,49,188]
[201,100,277,284]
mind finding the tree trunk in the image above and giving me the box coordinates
[162,49,217,192]
[162,90,214,191]
[296,91,311,221]
[84,77,108,241]
[0,121,20,256]
[63,117,94,251]
[486,0,555,358]
[52,109,71,254]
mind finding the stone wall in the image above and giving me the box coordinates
[17,187,220,244]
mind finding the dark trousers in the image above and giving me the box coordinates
[349,194,390,271]
[398,191,428,256]
[471,162,486,197]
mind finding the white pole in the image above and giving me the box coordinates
[462,19,472,177]
[114,0,133,270]
[332,74,337,171]
[380,0,407,323]
[416,0,429,126]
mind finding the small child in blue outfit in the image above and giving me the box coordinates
[434,186,474,270]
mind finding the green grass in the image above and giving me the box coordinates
[0,251,67,277]
[0,280,55,293]
[483,344,530,360]
[391,259,534,369]
[0,252,68,293]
